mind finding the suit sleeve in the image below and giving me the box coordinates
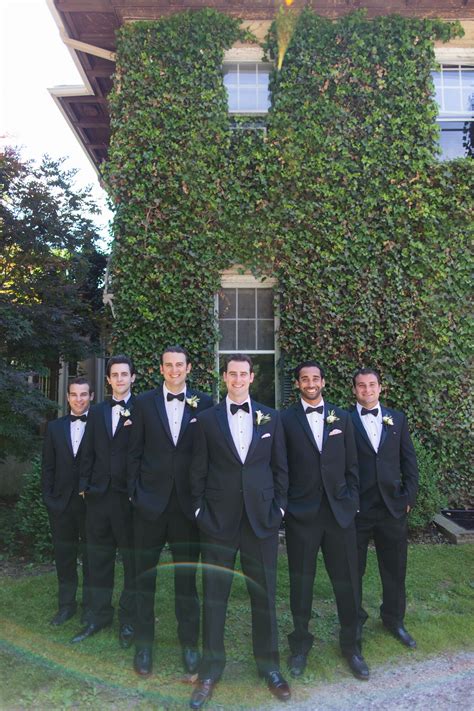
[271,412,289,512]
[190,419,209,511]
[344,414,360,508]
[41,423,56,503]
[126,397,145,499]
[79,410,95,493]
[399,413,419,507]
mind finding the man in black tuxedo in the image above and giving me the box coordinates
[127,345,213,677]
[42,377,93,626]
[351,368,419,649]
[282,361,369,681]
[189,354,291,709]
[71,355,136,648]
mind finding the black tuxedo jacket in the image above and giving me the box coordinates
[190,399,288,541]
[127,386,213,521]
[350,405,418,518]
[79,395,136,496]
[42,415,83,514]
[282,401,359,529]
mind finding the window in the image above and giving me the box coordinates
[432,65,474,160]
[223,62,271,114]
[216,273,279,407]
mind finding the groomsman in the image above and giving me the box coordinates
[127,346,213,677]
[351,368,419,649]
[282,361,369,680]
[189,354,290,709]
[41,377,93,626]
[71,355,136,647]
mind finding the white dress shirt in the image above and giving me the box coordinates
[357,401,382,452]
[111,393,131,436]
[303,397,325,453]
[164,383,186,445]
[227,396,253,463]
[70,412,88,457]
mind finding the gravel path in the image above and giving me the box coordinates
[262,651,474,711]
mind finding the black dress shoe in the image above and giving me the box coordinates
[190,678,215,709]
[119,623,135,649]
[265,671,291,702]
[287,653,307,678]
[384,624,417,649]
[183,647,200,674]
[70,622,108,644]
[345,653,370,680]
[134,647,152,676]
[50,607,76,626]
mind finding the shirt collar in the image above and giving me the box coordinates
[356,401,381,416]
[226,395,251,414]
[301,397,325,412]
[163,383,187,399]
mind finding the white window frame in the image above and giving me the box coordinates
[223,47,271,116]
[433,49,474,159]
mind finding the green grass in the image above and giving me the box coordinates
[1,544,473,709]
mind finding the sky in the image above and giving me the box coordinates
[0,0,112,243]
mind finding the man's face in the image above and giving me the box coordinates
[67,383,93,416]
[296,366,325,405]
[353,373,382,409]
[160,351,191,392]
[223,360,254,403]
[107,363,135,400]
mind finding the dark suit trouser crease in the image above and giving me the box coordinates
[48,494,91,611]
[356,508,408,629]
[199,512,280,681]
[85,489,135,627]
[286,497,360,656]
[134,502,200,647]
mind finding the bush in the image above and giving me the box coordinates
[408,437,447,530]
[13,456,52,560]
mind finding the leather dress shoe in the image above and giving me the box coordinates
[385,624,417,649]
[287,653,307,678]
[134,647,152,676]
[265,671,291,702]
[345,653,369,680]
[183,647,200,674]
[70,622,108,644]
[50,607,76,626]
[119,623,135,649]
[189,678,215,709]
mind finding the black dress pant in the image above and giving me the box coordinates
[356,506,408,629]
[48,494,91,612]
[134,497,200,648]
[199,511,280,681]
[85,489,135,627]
[285,496,359,656]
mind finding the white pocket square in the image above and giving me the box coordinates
[124,419,133,426]
[261,432,271,439]
[329,429,342,436]
[190,418,197,423]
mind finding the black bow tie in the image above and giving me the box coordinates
[70,414,87,423]
[167,392,185,402]
[305,405,323,415]
[361,407,379,417]
[230,402,250,415]
[112,400,127,408]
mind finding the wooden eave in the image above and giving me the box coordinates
[48,0,474,173]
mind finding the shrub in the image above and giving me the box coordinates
[13,456,52,561]
[408,437,447,530]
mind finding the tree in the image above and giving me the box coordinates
[0,147,106,460]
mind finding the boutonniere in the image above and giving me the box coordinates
[382,415,394,427]
[255,410,271,426]
[326,410,340,425]
[186,395,200,409]
[120,408,131,418]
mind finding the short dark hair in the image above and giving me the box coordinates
[352,367,381,386]
[161,345,190,365]
[67,376,93,394]
[106,354,135,377]
[294,360,325,381]
[223,353,254,373]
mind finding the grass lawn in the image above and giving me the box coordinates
[1,544,473,710]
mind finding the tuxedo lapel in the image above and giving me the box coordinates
[215,401,241,462]
[244,400,260,463]
[154,388,174,444]
[351,408,373,450]
[176,389,193,445]
[378,405,390,450]
[62,416,74,457]
[103,401,113,440]
[295,402,319,452]
[322,402,330,450]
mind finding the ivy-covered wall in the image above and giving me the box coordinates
[106,8,473,506]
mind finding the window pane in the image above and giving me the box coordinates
[223,64,238,85]
[237,319,256,350]
[250,354,275,408]
[219,319,236,350]
[257,319,275,350]
[226,87,239,112]
[238,289,256,318]
[443,69,460,87]
[438,121,471,160]
[239,88,258,112]
[223,62,270,114]
[443,87,461,112]
[257,289,274,318]
[238,64,257,82]
[219,289,236,318]
[257,88,270,112]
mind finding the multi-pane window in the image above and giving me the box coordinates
[432,65,474,159]
[223,63,271,114]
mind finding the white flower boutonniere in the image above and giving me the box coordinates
[120,408,131,418]
[326,410,340,425]
[186,395,200,409]
[382,415,394,427]
[256,410,271,426]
